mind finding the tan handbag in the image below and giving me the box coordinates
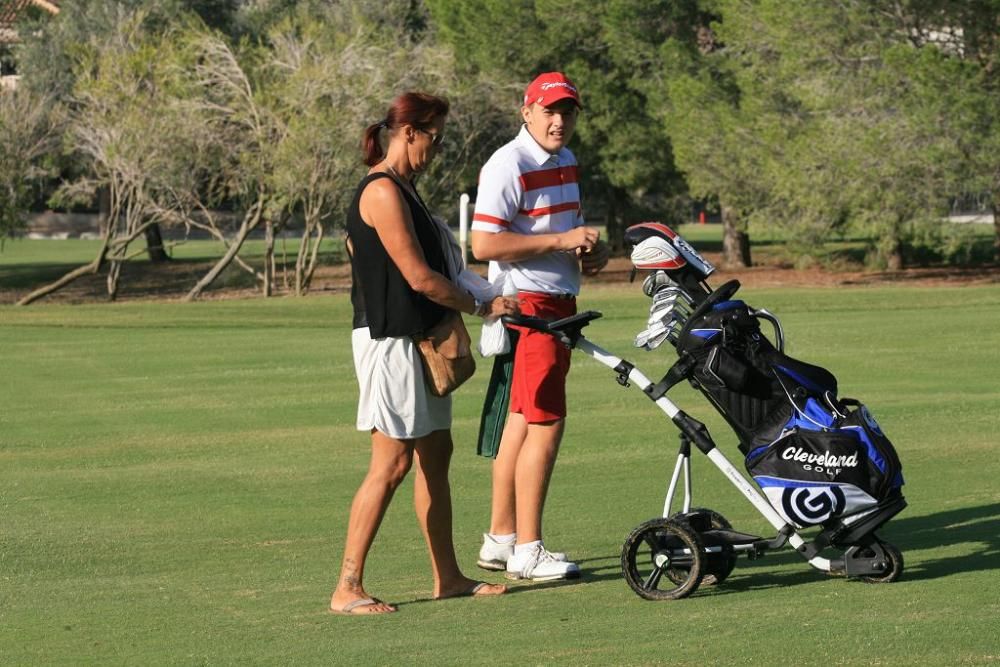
[412,311,476,397]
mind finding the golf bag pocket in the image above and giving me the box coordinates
[746,426,891,528]
[837,401,904,500]
[703,346,750,391]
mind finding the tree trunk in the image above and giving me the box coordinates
[17,257,102,305]
[884,216,904,271]
[294,224,309,297]
[993,196,999,264]
[263,218,274,297]
[16,221,114,306]
[184,203,263,301]
[886,245,903,270]
[107,258,123,301]
[605,187,624,253]
[143,223,170,262]
[303,224,324,295]
[97,185,111,235]
[721,205,751,268]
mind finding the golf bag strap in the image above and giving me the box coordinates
[644,354,697,401]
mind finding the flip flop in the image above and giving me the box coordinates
[329,597,396,615]
[434,581,507,600]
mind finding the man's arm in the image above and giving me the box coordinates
[472,150,600,262]
[471,226,599,263]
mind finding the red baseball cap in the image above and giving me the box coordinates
[523,72,582,109]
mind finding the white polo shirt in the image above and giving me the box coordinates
[472,125,583,295]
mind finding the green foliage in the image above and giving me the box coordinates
[9,0,1000,273]
[56,11,227,218]
[895,217,993,267]
[427,0,543,75]
[651,0,1000,267]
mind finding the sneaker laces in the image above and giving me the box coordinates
[525,545,562,570]
[539,545,566,561]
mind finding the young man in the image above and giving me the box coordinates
[471,72,610,581]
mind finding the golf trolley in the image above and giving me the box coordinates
[504,223,906,600]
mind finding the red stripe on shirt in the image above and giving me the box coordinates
[473,212,510,227]
[517,201,580,217]
[519,166,579,192]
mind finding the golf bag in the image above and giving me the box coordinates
[673,296,904,527]
[627,223,904,529]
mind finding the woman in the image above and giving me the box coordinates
[330,92,519,615]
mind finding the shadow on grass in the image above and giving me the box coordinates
[700,502,1000,595]
[397,555,626,607]
[878,502,1000,582]
[503,502,999,602]
[0,257,263,300]
[398,500,1000,606]
[396,503,1000,608]
[0,262,93,290]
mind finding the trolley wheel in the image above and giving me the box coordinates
[858,540,904,584]
[669,508,738,586]
[621,517,705,600]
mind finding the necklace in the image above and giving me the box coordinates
[385,163,425,208]
[384,163,412,189]
[384,162,430,215]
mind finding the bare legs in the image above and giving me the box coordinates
[489,412,565,545]
[412,430,504,598]
[330,430,410,614]
[331,428,504,614]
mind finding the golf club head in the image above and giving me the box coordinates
[642,270,677,297]
[634,285,695,351]
[626,223,714,306]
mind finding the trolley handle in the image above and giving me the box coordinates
[501,311,603,349]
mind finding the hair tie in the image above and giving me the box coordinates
[377,119,389,129]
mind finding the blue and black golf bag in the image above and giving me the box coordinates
[672,295,904,528]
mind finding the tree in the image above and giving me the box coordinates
[923,0,1000,262]
[427,0,689,250]
[189,0,520,298]
[641,2,763,268]
[656,0,990,269]
[0,87,60,244]
[16,12,232,305]
[14,1,242,265]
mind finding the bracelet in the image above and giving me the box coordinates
[473,298,488,317]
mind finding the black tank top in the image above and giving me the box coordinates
[347,172,449,339]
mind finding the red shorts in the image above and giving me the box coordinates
[508,292,576,423]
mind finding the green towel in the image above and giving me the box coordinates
[476,328,519,458]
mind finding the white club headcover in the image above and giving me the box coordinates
[630,237,683,271]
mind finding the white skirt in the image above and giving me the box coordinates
[352,327,452,439]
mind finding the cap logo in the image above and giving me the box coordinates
[540,82,577,93]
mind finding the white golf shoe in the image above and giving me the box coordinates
[505,543,580,581]
[477,534,515,571]
[477,534,569,572]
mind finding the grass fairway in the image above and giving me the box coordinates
[2,284,999,665]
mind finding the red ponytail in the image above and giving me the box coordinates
[362,122,385,167]
[362,92,450,167]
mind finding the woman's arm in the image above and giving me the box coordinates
[360,179,516,318]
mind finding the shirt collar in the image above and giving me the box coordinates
[517,124,560,166]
